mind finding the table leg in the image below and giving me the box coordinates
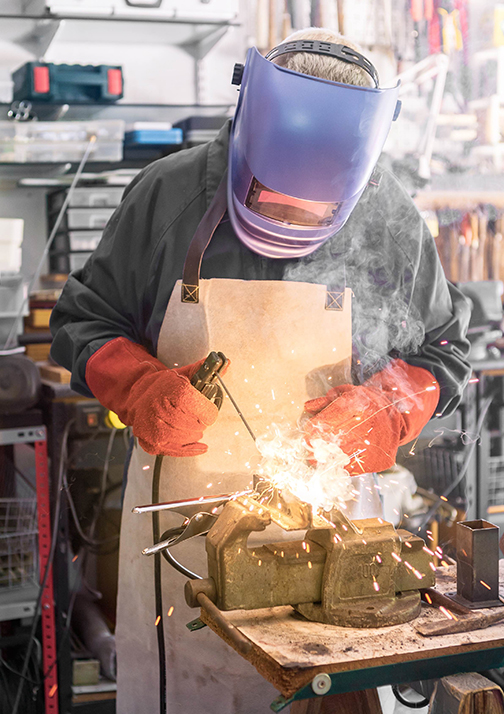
[291,688,383,714]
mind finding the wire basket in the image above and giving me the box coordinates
[488,457,504,508]
[0,498,38,590]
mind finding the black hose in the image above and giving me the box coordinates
[159,529,202,580]
[152,455,167,714]
[392,684,429,709]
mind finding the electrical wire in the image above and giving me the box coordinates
[158,528,203,580]
[415,394,494,531]
[61,429,120,552]
[152,455,167,714]
[3,135,97,351]
[11,418,74,714]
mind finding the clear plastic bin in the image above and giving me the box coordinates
[68,231,103,251]
[0,120,125,143]
[0,142,123,163]
[0,275,26,314]
[67,208,115,229]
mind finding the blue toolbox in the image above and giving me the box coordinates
[12,62,124,103]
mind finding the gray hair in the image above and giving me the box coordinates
[271,27,375,88]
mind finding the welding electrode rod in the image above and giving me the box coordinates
[216,374,256,442]
[196,592,252,656]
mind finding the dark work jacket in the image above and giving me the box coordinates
[50,121,472,416]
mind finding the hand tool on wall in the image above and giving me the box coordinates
[478,209,488,281]
[470,212,480,282]
[459,214,471,283]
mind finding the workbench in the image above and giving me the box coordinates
[197,561,504,712]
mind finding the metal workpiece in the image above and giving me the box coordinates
[455,519,503,609]
[204,494,435,627]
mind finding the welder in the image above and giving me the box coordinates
[50,27,471,714]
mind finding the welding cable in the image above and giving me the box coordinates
[158,529,203,581]
[11,419,74,714]
[392,684,429,709]
[415,394,493,531]
[152,455,167,714]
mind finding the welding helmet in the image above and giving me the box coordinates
[228,40,401,259]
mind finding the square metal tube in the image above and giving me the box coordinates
[457,520,500,607]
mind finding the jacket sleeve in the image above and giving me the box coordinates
[381,179,472,416]
[50,157,204,397]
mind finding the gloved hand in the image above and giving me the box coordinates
[85,337,218,456]
[304,359,439,476]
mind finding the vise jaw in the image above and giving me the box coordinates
[189,495,435,628]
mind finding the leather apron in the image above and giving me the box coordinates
[115,175,353,714]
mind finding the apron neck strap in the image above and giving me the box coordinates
[181,170,228,303]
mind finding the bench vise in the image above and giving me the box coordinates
[185,491,435,628]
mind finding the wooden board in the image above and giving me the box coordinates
[38,362,72,384]
[26,309,52,329]
[200,562,504,699]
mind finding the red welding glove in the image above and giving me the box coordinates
[304,359,440,476]
[85,337,219,457]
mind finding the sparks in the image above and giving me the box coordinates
[362,539,367,545]
[424,593,432,604]
[49,684,58,698]
[441,560,450,568]
[404,541,412,548]
[480,580,492,590]
[72,554,78,562]
[308,561,312,569]
[258,560,262,566]
[167,606,174,617]
[429,563,437,572]
[439,606,453,620]
[373,582,380,592]
[391,553,402,563]
[207,483,213,488]
[155,616,161,626]
[142,465,150,470]
[423,546,435,556]
[468,377,479,384]
[271,389,276,400]
[440,340,448,345]
[376,555,382,563]
[440,495,448,502]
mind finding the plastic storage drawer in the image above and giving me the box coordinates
[50,187,124,210]
[66,208,115,229]
[68,231,103,251]
[69,253,93,271]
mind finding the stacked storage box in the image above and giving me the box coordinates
[47,185,124,274]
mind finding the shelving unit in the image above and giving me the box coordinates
[0,12,240,56]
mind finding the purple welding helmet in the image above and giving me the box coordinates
[228,41,401,259]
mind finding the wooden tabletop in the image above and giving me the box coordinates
[200,562,504,699]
